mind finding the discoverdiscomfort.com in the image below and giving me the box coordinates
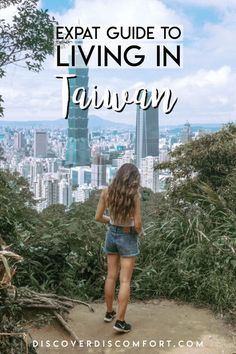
[33,338,204,349]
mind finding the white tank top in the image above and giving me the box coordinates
[109,216,135,227]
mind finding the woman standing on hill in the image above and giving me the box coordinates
[95,163,142,333]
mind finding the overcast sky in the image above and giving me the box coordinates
[1,0,236,126]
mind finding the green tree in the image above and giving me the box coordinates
[0,145,5,160]
[0,168,37,246]
[0,0,56,116]
[157,123,236,198]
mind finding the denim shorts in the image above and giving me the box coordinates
[102,224,140,257]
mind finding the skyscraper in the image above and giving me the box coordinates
[65,45,90,167]
[141,156,159,192]
[181,121,192,144]
[34,131,47,158]
[43,177,59,206]
[14,132,25,150]
[91,155,107,188]
[59,179,72,207]
[135,93,159,168]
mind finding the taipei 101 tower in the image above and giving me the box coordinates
[65,38,90,167]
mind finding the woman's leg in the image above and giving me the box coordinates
[117,256,136,321]
[104,254,120,312]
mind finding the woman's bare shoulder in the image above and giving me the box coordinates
[101,187,108,196]
[134,191,141,201]
[101,187,109,201]
[101,188,109,208]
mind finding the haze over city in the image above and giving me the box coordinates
[1,0,236,125]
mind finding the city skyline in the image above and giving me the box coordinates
[0,116,223,211]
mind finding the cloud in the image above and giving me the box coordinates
[169,0,236,10]
[0,3,18,23]
[185,11,236,70]
[53,0,188,27]
[1,57,62,121]
[1,0,43,23]
[148,66,236,124]
[1,0,235,125]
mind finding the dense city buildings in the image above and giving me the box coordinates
[0,117,217,211]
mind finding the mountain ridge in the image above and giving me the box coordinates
[0,115,134,130]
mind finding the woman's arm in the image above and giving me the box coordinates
[95,189,110,224]
[133,194,142,234]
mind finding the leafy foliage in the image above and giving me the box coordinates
[14,193,107,300]
[1,0,22,7]
[157,123,236,198]
[134,191,236,315]
[0,0,56,116]
[0,169,37,246]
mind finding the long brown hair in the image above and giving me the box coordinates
[107,163,140,223]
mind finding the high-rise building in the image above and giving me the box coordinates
[46,159,59,173]
[159,143,170,163]
[181,121,192,144]
[71,166,80,187]
[91,155,107,188]
[59,179,72,207]
[73,185,93,203]
[84,169,92,185]
[30,159,44,186]
[14,132,25,150]
[70,166,92,187]
[112,154,133,169]
[43,177,59,206]
[65,47,90,167]
[33,174,43,199]
[34,131,47,158]
[106,165,117,184]
[135,92,159,168]
[141,156,159,193]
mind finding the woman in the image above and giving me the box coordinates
[95,163,142,333]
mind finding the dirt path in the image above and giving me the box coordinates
[29,299,235,354]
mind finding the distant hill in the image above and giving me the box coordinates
[89,115,134,130]
[0,116,232,133]
[0,115,134,130]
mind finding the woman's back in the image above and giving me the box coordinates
[103,188,137,227]
[95,163,142,234]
